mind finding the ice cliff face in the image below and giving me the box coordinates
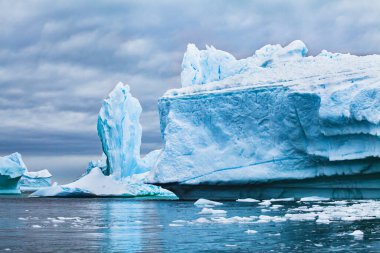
[97,82,149,179]
[0,153,27,194]
[19,169,52,192]
[150,40,380,186]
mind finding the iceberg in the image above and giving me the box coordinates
[97,82,150,178]
[150,40,380,200]
[0,153,27,194]
[19,169,52,192]
[33,83,175,198]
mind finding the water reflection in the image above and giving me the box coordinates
[1,198,380,252]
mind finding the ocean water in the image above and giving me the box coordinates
[1,197,380,252]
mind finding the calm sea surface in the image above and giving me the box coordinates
[1,196,380,252]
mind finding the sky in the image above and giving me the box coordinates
[1,0,380,183]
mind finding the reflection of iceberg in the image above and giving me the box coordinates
[150,40,380,200]
[0,153,27,194]
[19,169,52,192]
[33,83,175,198]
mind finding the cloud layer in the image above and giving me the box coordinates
[1,0,379,182]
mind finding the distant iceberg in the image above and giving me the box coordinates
[149,40,380,200]
[33,83,175,198]
[0,153,27,194]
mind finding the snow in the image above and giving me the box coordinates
[0,153,27,194]
[236,198,260,203]
[180,40,307,88]
[23,169,51,178]
[149,40,380,199]
[31,167,174,198]
[194,198,223,207]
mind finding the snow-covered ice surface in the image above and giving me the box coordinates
[31,168,175,198]
[3,197,380,252]
[0,153,27,194]
[150,40,380,199]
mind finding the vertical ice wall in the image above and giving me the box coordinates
[97,82,146,180]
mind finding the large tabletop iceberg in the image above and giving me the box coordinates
[0,153,27,194]
[149,40,380,200]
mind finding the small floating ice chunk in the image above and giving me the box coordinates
[245,229,257,234]
[259,200,271,207]
[212,216,255,224]
[270,205,283,209]
[169,223,184,227]
[285,213,317,221]
[194,217,210,223]
[198,208,227,215]
[49,219,65,223]
[269,198,294,202]
[31,225,41,228]
[236,198,260,203]
[316,219,331,224]
[172,220,187,223]
[350,230,364,240]
[225,244,237,247]
[194,198,223,207]
[300,196,330,202]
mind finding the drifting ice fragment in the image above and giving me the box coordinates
[194,198,223,207]
[236,198,260,203]
[300,197,330,202]
[198,208,227,215]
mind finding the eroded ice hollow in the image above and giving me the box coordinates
[149,40,380,200]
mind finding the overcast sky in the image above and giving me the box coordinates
[1,0,380,183]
